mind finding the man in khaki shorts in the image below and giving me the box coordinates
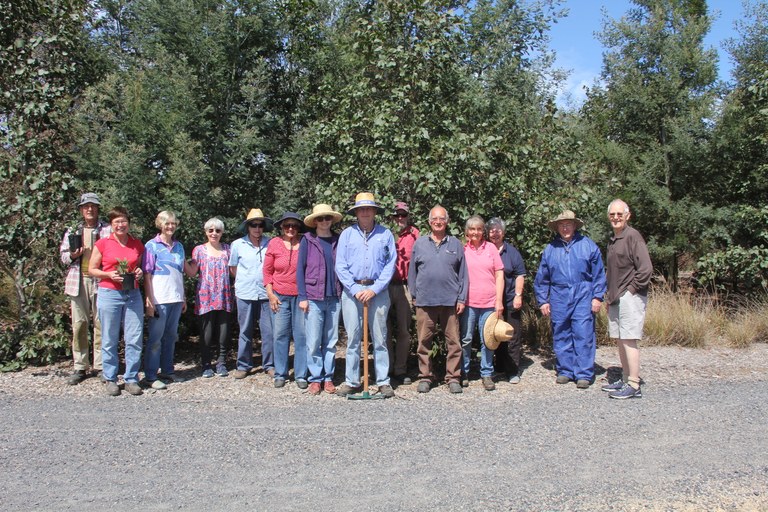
[603,199,653,399]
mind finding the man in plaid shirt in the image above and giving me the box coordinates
[59,193,111,385]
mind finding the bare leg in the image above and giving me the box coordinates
[618,338,640,387]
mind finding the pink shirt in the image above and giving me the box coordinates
[94,234,144,291]
[464,240,503,308]
[393,225,419,282]
[263,237,300,296]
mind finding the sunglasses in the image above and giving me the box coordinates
[282,223,301,230]
[316,215,334,222]
[394,213,408,218]
[207,229,222,234]
[248,222,264,228]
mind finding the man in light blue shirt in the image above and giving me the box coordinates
[229,209,274,378]
[335,192,397,398]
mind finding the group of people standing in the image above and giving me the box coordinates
[60,191,651,400]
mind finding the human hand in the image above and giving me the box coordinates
[299,300,309,313]
[540,303,551,316]
[269,294,282,312]
[355,289,376,304]
[591,299,602,314]
[456,302,465,315]
[512,295,523,310]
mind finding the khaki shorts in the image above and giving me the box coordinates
[608,290,647,340]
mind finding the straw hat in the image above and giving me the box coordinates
[304,204,342,228]
[347,192,385,215]
[238,208,273,233]
[482,315,515,351]
[547,210,584,231]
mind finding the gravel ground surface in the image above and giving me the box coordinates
[1,343,767,511]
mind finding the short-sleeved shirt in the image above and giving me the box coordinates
[143,235,185,304]
[228,235,270,300]
[191,243,233,315]
[498,241,527,305]
[393,225,419,282]
[94,234,144,291]
[464,240,504,308]
[263,237,300,296]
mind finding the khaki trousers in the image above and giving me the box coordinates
[69,276,102,371]
[416,306,462,383]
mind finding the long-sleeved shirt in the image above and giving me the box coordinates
[606,225,653,304]
[392,225,419,282]
[263,237,300,296]
[408,234,468,307]
[335,222,396,296]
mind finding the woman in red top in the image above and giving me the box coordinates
[264,212,307,388]
[89,206,145,397]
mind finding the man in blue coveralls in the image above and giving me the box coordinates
[534,210,606,389]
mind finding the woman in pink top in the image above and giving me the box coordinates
[89,206,145,397]
[460,215,504,391]
[264,212,307,388]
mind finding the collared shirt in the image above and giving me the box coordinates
[393,225,419,282]
[498,241,527,305]
[143,234,185,304]
[464,240,504,308]
[606,225,653,304]
[229,235,270,300]
[408,234,467,307]
[335,222,396,296]
[534,232,606,306]
[60,220,111,296]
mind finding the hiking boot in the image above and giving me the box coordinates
[274,378,286,388]
[555,375,572,384]
[576,379,590,389]
[125,382,143,396]
[482,376,496,391]
[323,381,336,394]
[308,382,322,395]
[202,369,214,378]
[105,381,120,396]
[232,370,248,380]
[448,382,463,394]
[216,363,228,377]
[601,380,624,392]
[378,384,395,398]
[67,370,87,386]
[296,379,309,390]
[416,380,431,393]
[335,383,360,396]
[609,383,642,400]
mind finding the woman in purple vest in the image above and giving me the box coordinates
[297,204,343,395]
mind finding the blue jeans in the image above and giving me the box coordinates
[98,288,143,383]
[306,297,340,383]
[460,306,495,378]
[236,298,273,372]
[144,302,183,380]
[272,293,307,381]
[341,289,390,387]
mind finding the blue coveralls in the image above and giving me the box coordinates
[534,232,606,381]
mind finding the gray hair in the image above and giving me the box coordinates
[428,206,450,222]
[204,217,225,232]
[487,217,505,233]
[607,199,630,215]
[465,214,485,231]
[155,210,179,230]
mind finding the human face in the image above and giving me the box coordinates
[488,225,504,246]
[429,208,448,237]
[556,220,575,242]
[608,203,630,233]
[466,223,484,246]
[247,221,264,241]
[206,226,222,243]
[111,216,129,236]
[355,206,376,229]
[393,210,409,229]
[161,220,177,238]
[281,221,301,239]
[79,203,99,226]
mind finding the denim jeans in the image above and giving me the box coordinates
[144,302,183,380]
[236,298,273,372]
[98,288,143,383]
[272,293,307,381]
[341,288,390,387]
[459,306,495,377]
[306,297,340,383]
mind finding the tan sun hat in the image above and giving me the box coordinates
[482,315,515,351]
[347,192,385,215]
[304,204,342,228]
[238,208,273,233]
[547,210,584,232]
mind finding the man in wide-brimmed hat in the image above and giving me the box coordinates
[60,192,112,386]
[534,209,606,389]
[334,192,397,398]
[229,208,274,379]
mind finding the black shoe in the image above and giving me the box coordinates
[395,374,412,385]
[67,370,87,386]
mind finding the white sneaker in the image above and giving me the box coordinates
[150,380,167,390]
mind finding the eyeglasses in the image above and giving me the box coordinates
[207,228,222,234]
[316,215,334,222]
[608,213,624,218]
[394,213,408,218]
[430,217,447,222]
[248,223,264,229]
[282,223,301,230]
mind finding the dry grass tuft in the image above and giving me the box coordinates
[723,297,768,348]
[643,288,723,347]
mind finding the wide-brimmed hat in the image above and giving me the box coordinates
[78,192,101,207]
[304,204,342,228]
[347,192,385,215]
[392,201,410,215]
[547,210,584,231]
[482,315,515,351]
[274,211,305,232]
[238,208,273,233]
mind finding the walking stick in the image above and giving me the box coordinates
[348,300,384,400]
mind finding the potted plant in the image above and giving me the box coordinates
[116,258,135,290]
[67,223,83,252]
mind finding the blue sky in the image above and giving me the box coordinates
[548,0,746,106]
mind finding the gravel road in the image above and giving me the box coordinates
[1,345,767,511]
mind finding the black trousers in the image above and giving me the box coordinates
[199,310,230,369]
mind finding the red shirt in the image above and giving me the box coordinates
[393,225,419,282]
[94,234,144,290]
[263,237,300,296]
